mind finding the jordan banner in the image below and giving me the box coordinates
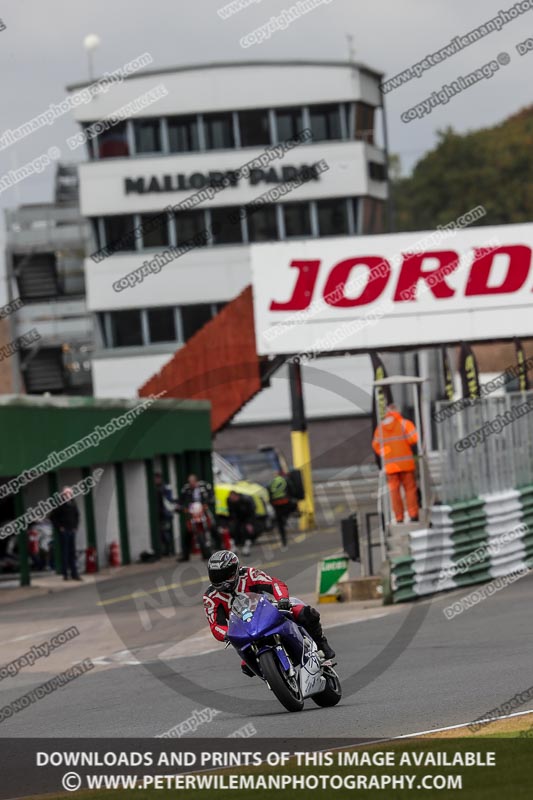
[252,224,533,355]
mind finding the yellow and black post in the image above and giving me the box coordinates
[289,361,315,530]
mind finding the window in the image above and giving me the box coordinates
[82,123,97,159]
[210,206,243,244]
[141,213,169,248]
[275,107,303,142]
[91,218,102,250]
[352,198,359,233]
[133,118,161,153]
[181,304,213,341]
[238,109,270,147]
[101,307,180,347]
[361,197,386,234]
[355,103,375,143]
[246,205,278,242]
[343,103,354,138]
[283,203,311,238]
[167,115,200,153]
[147,307,176,343]
[97,120,129,158]
[316,199,349,236]
[204,113,235,150]
[103,215,136,252]
[369,161,387,181]
[110,309,143,347]
[98,314,111,348]
[175,210,207,246]
[309,104,342,141]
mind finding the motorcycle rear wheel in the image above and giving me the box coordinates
[259,650,304,712]
[194,527,211,560]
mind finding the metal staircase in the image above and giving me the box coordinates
[13,253,60,301]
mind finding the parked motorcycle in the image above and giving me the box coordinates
[187,501,212,559]
[226,592,342,712]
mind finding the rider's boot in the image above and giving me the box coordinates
[241,660,254,677]
[315,635,336,661]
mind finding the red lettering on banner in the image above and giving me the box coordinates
[269,260,320,311]
[465,245,531,296]
[322,258,391,307]
[393,251,459,301]
[267,244,531,313]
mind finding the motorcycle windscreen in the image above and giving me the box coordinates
[227,592,287,645]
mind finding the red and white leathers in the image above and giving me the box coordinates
[203,566,306,641]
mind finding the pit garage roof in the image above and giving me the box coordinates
[0,395,211,476]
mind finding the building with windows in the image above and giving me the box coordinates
[4,164,93,395]
[66,60,392,452]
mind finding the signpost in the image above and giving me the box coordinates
[316,555,349,603]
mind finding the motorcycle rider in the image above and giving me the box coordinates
[203,550,336,675]
[226,490,255,557]
[267,470,296,549]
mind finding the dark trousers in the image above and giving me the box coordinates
[292,604,326,644]
[210,524,221,550]
[160,519,173,556]
[59,529,79,578]
[179,526,191,560]
[273,504,291,546]
[230,519,253,547]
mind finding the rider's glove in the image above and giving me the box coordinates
[277,598,291,611]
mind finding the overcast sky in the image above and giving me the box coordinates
[0,0,531,300]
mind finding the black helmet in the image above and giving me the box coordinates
[207,550,240,592]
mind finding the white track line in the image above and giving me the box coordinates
[393,707,533,740]
[306,709,533,762]
[153,708,533,782]
[0,627,60,646]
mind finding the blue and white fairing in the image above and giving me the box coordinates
[227,592,326,698]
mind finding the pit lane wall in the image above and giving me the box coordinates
[392,488,533,603]
[391,389,533,602]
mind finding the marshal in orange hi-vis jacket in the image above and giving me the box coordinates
[372,404,419,523]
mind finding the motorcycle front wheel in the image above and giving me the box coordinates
[259,650,304,712]
[311,666,342,707]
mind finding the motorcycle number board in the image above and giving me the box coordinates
[250,223,533,355]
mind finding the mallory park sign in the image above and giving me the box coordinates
[124,164,323,195]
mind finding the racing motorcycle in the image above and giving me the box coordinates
[186,501,212,559]
[226,592,342,712]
